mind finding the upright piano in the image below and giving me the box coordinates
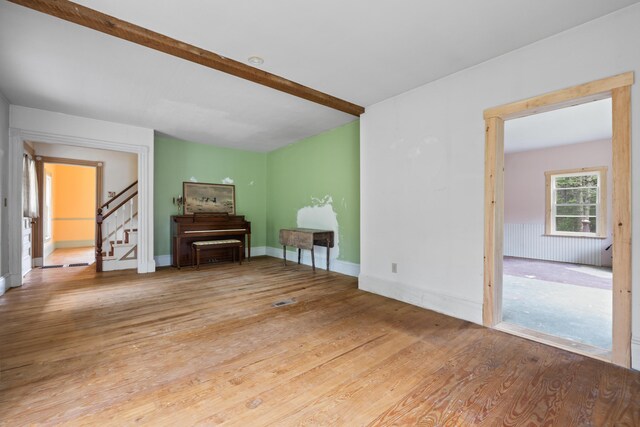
[171,213,251,268]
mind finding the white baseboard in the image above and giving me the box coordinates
[265,246,360,277]
[632,338,640,371]
[154,246,268,268]
[251,246,267,257]
[7,273,21,289]
[0,274,7,296]
[54,240,94,249]
[154,254,172,267]
[358,274,483,325]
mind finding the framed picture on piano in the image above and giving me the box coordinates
[183,182,236,215]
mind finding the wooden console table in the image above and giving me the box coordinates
[279,228,334,271]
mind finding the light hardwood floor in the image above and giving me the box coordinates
[1,257,638,425]
[44,246,95,266]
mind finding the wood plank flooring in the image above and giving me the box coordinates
[1,257,638,426]
[44,246,95,266]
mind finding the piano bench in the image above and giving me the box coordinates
[191,239,243,270]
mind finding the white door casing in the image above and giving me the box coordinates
[7,118,155,288]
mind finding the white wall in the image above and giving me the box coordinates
[0,92,9,295]
[32,142,138,204]
[7,106,155,278]
[360,4,640,368]
[505,139,612,266]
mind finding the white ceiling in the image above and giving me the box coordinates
[0,0,637,151]
[504,98,612,153]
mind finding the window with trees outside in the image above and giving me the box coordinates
[545,167,607,237]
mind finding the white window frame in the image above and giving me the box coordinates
[544,166,607,238]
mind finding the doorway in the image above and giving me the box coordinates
[36,157,103,269]
[483,72,633,367]
[6,121,153,291]
[502,99,613,352]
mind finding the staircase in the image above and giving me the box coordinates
[96,181,138,272]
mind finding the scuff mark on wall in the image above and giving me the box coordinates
[189,176,198,182]
[222,177,234,184]
[297,195,340,259]
[248,180,254,186]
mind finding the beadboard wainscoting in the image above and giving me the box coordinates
[504,223,610,267]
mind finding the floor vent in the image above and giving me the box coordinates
[42,263,90,269]
[272,299,296,308]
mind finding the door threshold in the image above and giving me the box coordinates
[495,322,612,363]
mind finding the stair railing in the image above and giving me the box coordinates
[96,181,138,272]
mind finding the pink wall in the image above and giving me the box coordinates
[504,139,612,235]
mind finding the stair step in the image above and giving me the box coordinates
[112,242,136,248]
[102,258,137,271]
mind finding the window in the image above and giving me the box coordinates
[545,167,607,237]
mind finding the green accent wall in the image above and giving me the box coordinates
[154,121,360,264]
[154,137,267,256]
[266,121,360,263]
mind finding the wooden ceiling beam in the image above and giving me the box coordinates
[8,0,365,116]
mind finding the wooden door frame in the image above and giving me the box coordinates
[483,72,634,368]
[33,156,103,265]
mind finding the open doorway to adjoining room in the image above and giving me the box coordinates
[41,161,98,268]
[483,72,632,367]
[502,99,613,352]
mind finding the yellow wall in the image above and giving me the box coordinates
[45,164,96,244]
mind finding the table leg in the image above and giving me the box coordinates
[311,247,315,272]
[196,248,200,270]
[239,245,243,265]
[283,245,287,266]
[248,234,251,260]
[298,248,301,264]
[326,239,330,271]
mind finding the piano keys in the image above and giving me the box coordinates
[171,213,251,268]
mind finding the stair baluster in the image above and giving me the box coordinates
[115,210,118,246]
[96,208,103,272]
[105,222,109,255]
